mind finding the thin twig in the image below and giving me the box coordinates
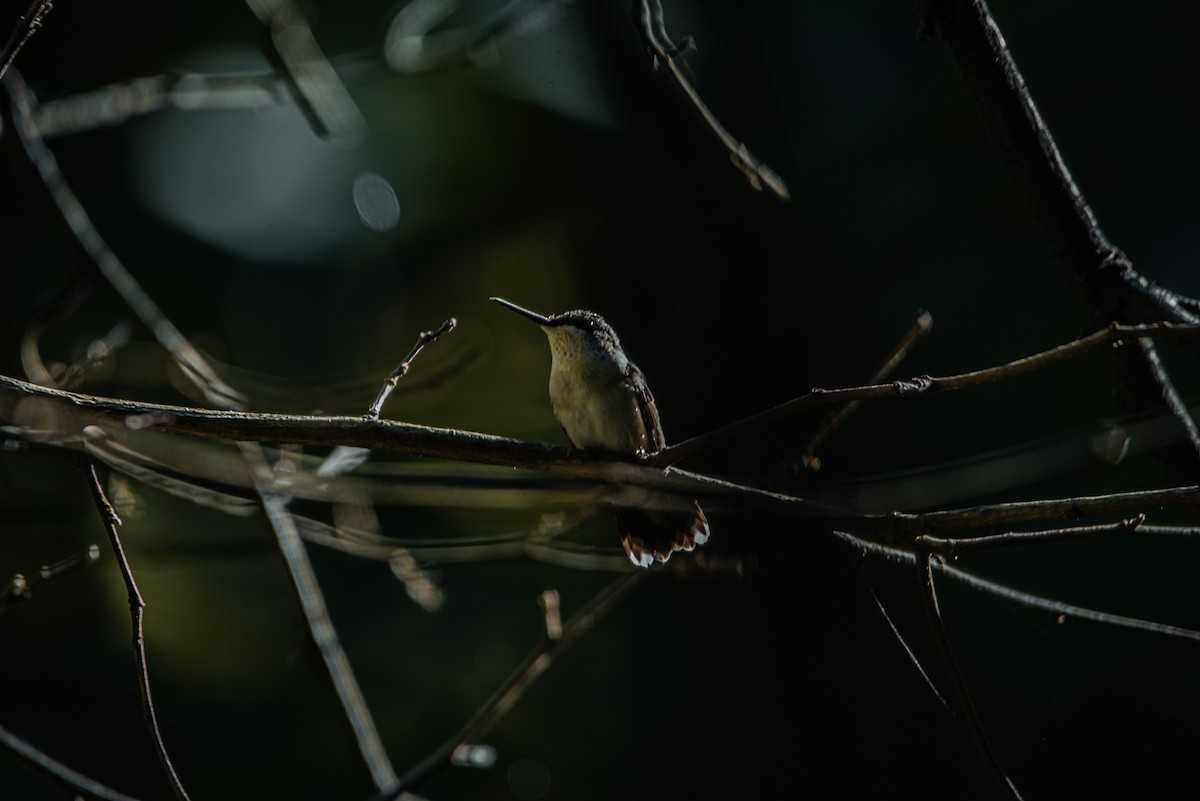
[0,723,143,801]
[632,0,789,200]
[0,0,52,81]
[834,530,1200,646]
[79,458,191,801]
[916,554,1024,800]
[863,568,950,712]
[935,557,1200,643]
[799,310,933,470]
[902,485,1200,539]
[0,545,101,615]
[367,317,457,419]
[915,514,1147,556]
[655,321,1200,467]
[386,571,645,797]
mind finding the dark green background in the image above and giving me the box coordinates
[2,1,1199,799]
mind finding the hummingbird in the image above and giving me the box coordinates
[491,297,710,567]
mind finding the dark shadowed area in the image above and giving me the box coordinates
[1,1,1199,799]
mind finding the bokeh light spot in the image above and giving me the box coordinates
[352,171,401,232]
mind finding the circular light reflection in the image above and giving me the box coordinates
[352,171,401,232]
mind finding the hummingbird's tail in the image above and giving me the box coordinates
[614,501,710,568]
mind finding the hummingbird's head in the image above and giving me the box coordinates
[490,297,623,366]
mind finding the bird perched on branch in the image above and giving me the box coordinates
[491,297,709,567]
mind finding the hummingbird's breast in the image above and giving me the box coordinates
[544,326,650,454]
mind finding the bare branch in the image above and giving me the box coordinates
[0,1,52,82]
[256,483,400,791]
[79,459,192,801]
[367,317,458,419]
[835,530,1200,646]
[1133,338,1200,460]
[655,321,1200,467]
[924,0,1200,451]
[632,0,789,200]
[242,0,367,148]
[902,485,1200,540]
[799,310,933,470]
[1131,524,1200,537]
[916,515,1147,556]
[9,371,1200,546]
[0,371,837,515]
[3,69,245,411]
[0,544,100,616]
[864,570,950,712]
[32,72,289,137]
[936,558,1200,644]
[916,554,1024,800]
[0,722,143,801]
[11,326,1200,489]
[387,571,644,797]
[6,73,400,792]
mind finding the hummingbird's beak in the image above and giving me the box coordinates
[490,297,554,326]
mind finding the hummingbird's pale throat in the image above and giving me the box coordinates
[491,296,710,567]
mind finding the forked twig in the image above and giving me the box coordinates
[916,554,1023,800]
[936,558,1200,643]
[79,458,192,801]
[834,530,1200,646]
[0,1,53,81]
[925,0,1200,463]
[367,318,457,419]
[632,0,789,200]
[655,321,1200,467]
[799,310,933,469]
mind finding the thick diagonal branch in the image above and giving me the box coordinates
[926,0,1200,459]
